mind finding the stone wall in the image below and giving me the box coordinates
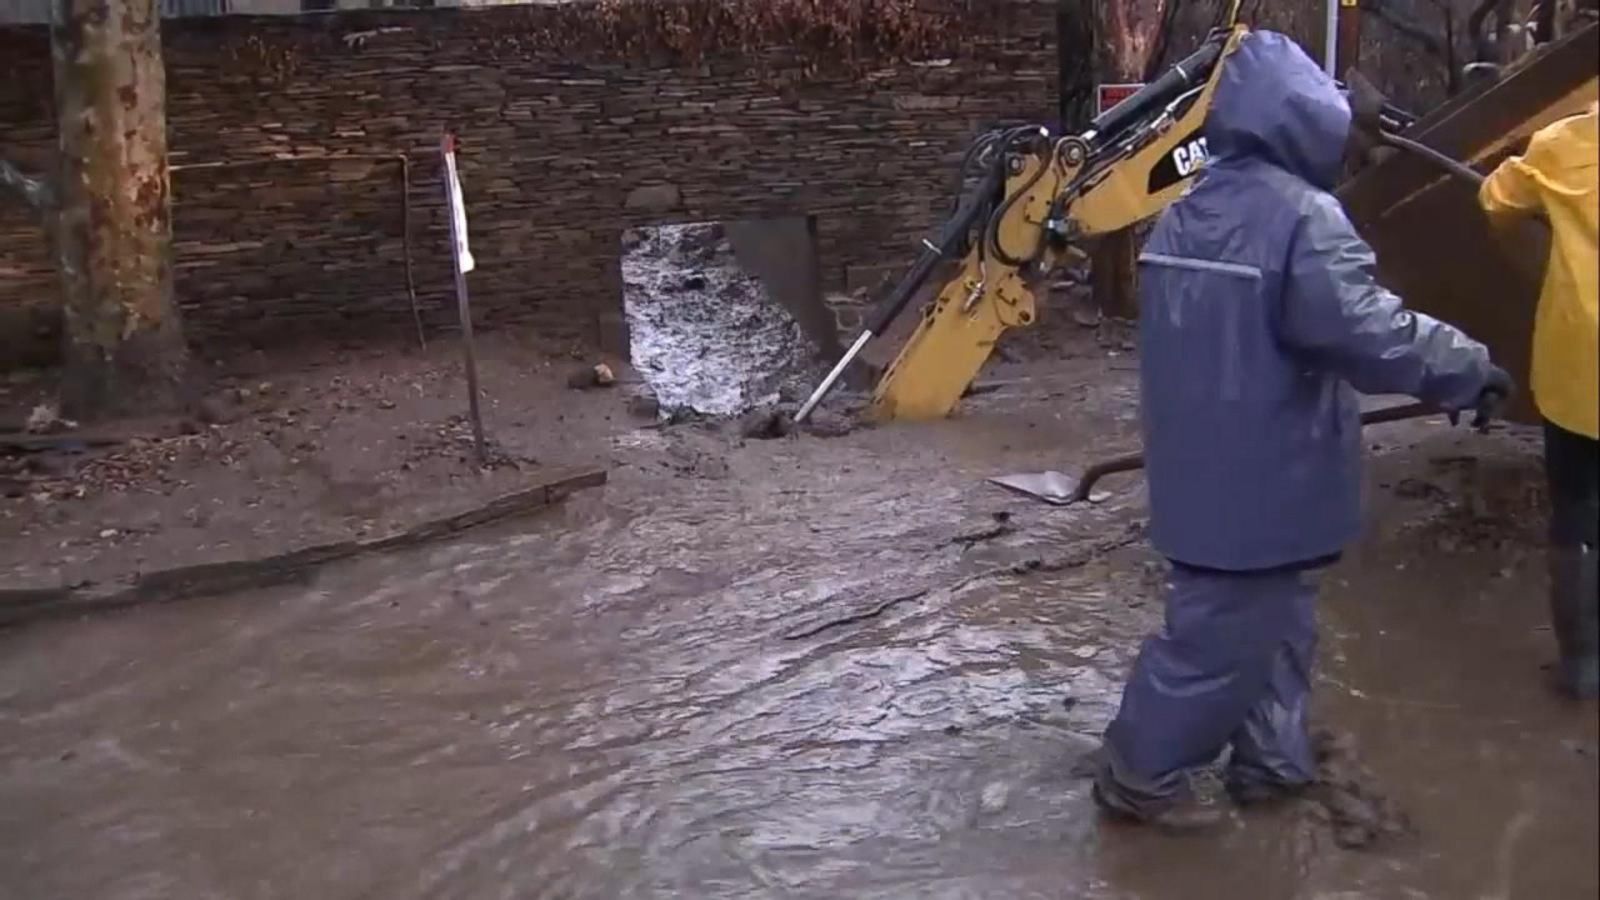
[0,1,1058,364]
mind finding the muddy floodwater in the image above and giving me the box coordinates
[1,361,1595,899]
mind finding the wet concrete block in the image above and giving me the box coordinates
[725,217,841,360]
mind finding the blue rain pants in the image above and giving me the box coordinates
[1095,562,1320,815]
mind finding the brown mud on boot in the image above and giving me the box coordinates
[1227,778,1310,809]
[1091,781,1230,835]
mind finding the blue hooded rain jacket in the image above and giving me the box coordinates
[1137,30,1496,572]
[1096,31,1502,817]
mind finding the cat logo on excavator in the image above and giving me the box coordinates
[793,19,1252,425]
[1173,136,1211,177]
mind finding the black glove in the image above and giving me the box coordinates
[1450,365,1515,431]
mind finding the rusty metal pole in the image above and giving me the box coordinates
[1337,0,1363,78]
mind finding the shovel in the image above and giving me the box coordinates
[989,452,1142,507]
[991,402,1441,507]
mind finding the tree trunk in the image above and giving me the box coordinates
[1091,231,1140,321]
[1057,0,1099,131]
[52,0,187,421]
[1091,0,1174,324]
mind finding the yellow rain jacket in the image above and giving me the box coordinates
[1479,102,1599,439]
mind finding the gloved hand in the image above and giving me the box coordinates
[1449,365,1515,431]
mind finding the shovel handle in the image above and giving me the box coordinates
[1068,402,1438,503]
[1376,131,1485,187]
[1068,452,1146,504]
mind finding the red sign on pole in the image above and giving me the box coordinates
[1097,83,1144,115]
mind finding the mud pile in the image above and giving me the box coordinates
[621,223,823,418]
[1307,728,1416,850]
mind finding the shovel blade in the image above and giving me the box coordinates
[988,471,1082,506]
[988,471,1117,506]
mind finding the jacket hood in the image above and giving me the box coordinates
[1205,30,1352,189]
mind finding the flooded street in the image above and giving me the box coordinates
[1,362,1595,899]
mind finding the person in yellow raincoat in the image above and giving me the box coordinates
[1479,101,1599,699]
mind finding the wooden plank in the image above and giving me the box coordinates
[0,467,607,627]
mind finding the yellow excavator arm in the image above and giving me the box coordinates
[795,22,1249,423]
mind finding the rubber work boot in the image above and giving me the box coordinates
[1548,544,1599,700]
[1091,781,1229,835]
[1227,778,1309,809]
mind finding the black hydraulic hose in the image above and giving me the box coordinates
[1089,36,1226,145]
[947,131,996,219]
[984,163,1050,266]
[793,128,1016,425]
[864,164,1007,336]
[1377,131,1486,186]
[977,127,1063,267]
[946,129,1010,255]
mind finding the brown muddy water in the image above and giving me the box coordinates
[0,370,1595,899]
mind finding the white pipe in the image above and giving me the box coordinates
[1324,0,1340,77]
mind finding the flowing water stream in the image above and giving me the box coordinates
[0,371,1593,899]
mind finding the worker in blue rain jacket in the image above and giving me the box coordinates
[1091,31,1514,831]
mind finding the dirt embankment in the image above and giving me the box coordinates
[0,330,644,593]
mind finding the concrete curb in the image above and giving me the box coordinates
[0,467,606,629]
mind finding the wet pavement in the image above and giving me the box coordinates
[1,365,1595,899]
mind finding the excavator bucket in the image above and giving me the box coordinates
[1338,21,1599,425]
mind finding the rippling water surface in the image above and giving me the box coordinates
[2,405,1595,899]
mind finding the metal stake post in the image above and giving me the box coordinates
[440,133,488,465]
[1324,0,1341,76]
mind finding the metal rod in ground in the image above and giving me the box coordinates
[440,134,488,465]
[796,330,873,424]
[453,271,488,465]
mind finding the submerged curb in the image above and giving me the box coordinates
[0,468,607,629]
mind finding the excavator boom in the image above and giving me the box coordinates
[793,23,1249,424]
[865,26,1248,421]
